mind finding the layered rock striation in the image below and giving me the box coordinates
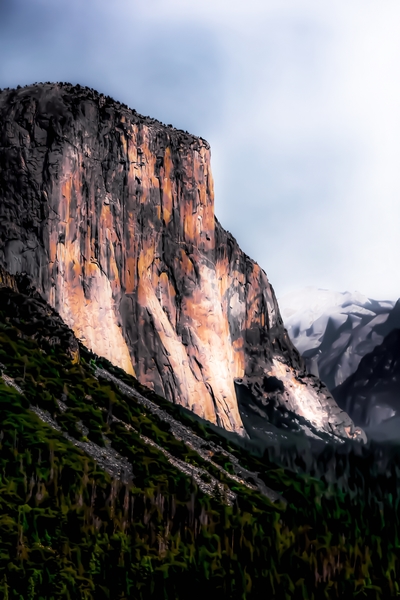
[0,83,364,441]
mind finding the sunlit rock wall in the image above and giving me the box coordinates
[0,83,364,441]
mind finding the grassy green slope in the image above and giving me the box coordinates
[0,282,400,599]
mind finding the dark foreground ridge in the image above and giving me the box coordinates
[0,272,400,598]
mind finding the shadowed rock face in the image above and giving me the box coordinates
[333,329,400,434]
[0,83,364,441]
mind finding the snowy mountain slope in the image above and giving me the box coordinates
[333,328,400,437]
[278,287,399,391]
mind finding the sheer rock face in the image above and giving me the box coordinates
[0,83,364,441]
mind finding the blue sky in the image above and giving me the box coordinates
[1,0,400,300]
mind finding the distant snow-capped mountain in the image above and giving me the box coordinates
[333,328,400,438]
[278,287,399,391]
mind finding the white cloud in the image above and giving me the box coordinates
[1,0,400,299]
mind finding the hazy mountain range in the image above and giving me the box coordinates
[279,287,400,390]
[333,327,400,439]
[280,287,400,440]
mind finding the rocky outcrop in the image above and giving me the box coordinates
[0,83,364,441]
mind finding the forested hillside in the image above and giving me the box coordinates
[0,278,400,599]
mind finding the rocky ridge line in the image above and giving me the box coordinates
[95,367,283,503]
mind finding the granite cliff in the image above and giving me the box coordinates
[0,83,364,441]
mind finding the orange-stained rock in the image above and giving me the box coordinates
[0,83,365,442]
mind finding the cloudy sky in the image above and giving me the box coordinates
[1,0,400,301]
